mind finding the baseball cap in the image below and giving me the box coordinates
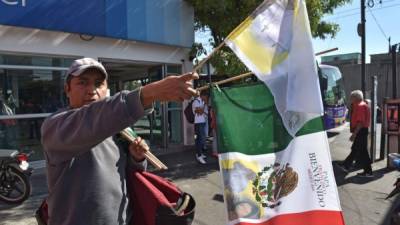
[66,58,108,81]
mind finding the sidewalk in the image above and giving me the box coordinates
[0,124,399,225]
[329,123,399,225]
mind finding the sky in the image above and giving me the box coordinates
[195,0,400,62]
[313,0,400,61]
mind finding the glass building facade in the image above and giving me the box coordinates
[0,54,75,160]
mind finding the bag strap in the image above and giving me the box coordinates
[173,194,191,216]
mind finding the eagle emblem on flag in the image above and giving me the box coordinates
[252,163,298,208]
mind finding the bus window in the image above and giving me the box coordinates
[319,65,347,129]
[320,66,346,107]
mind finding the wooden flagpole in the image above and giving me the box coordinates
[315,47,338,56]
[192,41,226,72]
[120,129,168,170]
[197,72,253,92]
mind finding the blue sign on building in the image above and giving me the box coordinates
[0,0,194,47]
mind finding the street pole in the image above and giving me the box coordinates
[370,76,377,162]
[361,0,367,95]
[392,44,398,98]
[207,61,211,84]
[161,64,168,149]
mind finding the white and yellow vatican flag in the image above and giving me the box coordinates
[225,0,323,136]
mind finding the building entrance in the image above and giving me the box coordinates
[101,59,183,149]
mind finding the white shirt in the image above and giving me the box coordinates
[192,97,207,124]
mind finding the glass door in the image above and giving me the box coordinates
[133,64,184,148]
[166,65,183,144]
[107,63,184,149]
[145,66,164,146]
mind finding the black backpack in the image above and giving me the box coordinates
[184,99,198,124]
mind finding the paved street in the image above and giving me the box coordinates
[0,123,399,225]
[329,124,399,225]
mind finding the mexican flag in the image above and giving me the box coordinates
[210,0,345,224]
[211,84,344,225]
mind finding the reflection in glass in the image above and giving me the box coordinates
[0,69,68,115]
[0,54,74,67]
[0,53,76,160]
[0,118,44,161]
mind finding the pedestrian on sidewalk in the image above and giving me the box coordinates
[192,91,209,164]
[41,58,199,225]
[339,90,373,177]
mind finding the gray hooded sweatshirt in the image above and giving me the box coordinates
[41,90,150,225]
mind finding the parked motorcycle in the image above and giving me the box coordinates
[0,149,33,204]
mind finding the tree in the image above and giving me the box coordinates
[186,0,351,75]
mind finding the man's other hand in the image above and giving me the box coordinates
[140,72,199,107]
[129,136,147,162]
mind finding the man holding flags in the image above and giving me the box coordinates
[41,58,198,225]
